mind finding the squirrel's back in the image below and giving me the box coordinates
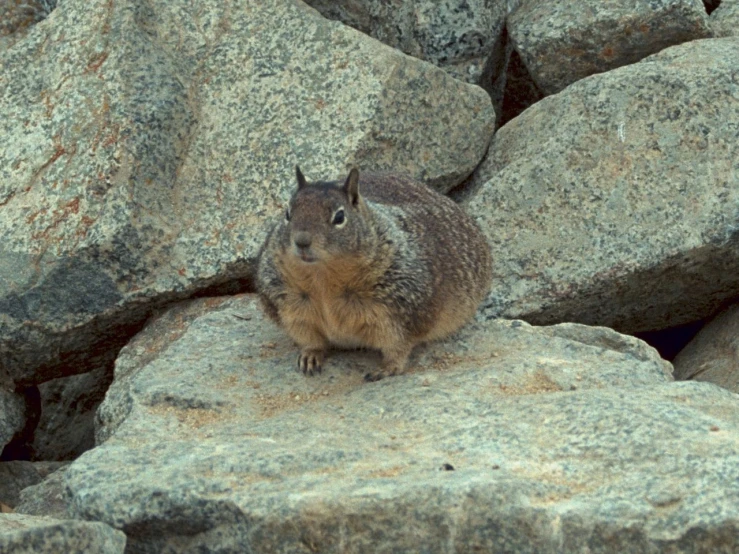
[257,167,491,380]
[357,172,492,341]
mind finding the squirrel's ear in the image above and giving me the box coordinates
[296,165,308,190]
[343,168,360,206]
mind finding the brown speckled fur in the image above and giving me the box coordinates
[257,167,492,381]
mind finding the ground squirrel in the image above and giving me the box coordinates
[256,166,492,381]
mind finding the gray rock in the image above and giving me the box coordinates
[0,0,494,388]
[61,295,739,552]
[466,37,739,333]
[0,0,56,51]
[711,0,739,36]
[33,364,114,461]
[95,295,671,443]
[0,462,65,509]
[0,513,125,554]
[0,389,25,453]
[304,0,515,124]
[673,304,739,392]
[16,466,70,520]
[303,0,508,86]
[508,0,712,95]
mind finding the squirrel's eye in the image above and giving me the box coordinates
[285,208,291,221]
[332,209,346,226]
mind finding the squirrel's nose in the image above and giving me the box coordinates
[293,232,312,249]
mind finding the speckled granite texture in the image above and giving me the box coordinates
[41,294,739,553]
[304,0,510,113]
[468,37,739,333]
[508,0,712,94]
[0,513,124,554]
[710,0,739,36]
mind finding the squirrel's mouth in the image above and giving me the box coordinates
[294,250,318,264]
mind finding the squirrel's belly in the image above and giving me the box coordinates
[323,332,368,349]
[319,296,394,350]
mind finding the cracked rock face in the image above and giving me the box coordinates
[467,37,739,333]
[40,294,739,552]
[0,0,494,388]
[508,0,712,95]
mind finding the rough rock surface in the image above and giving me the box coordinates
[508,0,712,95]
[0,390,25,453]
[673,304,739,392]
[711,0,739,36]
[16,466,69,520]
[0,513,125,554]
[303,0,508,87]
[0,0,56,51]
[50,294,739,552]
[466,37,739,333]
[0,0,494,388]
[15,464,69,519]
[0,461,65,508]
[33,364,114,461]
[94,295,672,443]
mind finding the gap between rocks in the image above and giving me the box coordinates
[704,0,722,15]
[2,266,256,464]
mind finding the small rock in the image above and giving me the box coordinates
[673,304,739,393]
[15,466,69,520]
[0,462,65,509]
[0,513,125,554]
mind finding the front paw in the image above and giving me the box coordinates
[298,349,325,376]
[364,363,404,383]
[365,347,410,382]
[363,370,385,382]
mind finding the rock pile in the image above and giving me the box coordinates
[1,0,738,552]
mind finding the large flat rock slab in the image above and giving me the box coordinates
[0,513,125,554]
[0,0,494,387]
[466,37,739,333]
[93,295,672,443]
[57,295,739,551]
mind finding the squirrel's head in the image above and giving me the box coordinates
[279,165,373,265]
